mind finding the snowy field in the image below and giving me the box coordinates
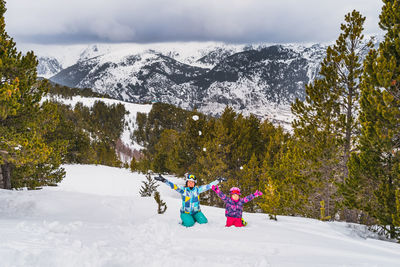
[1,165,399,267]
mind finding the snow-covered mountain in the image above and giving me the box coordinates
[35,42,245,78]
[37,56,63,78]
[33,39,379,128]
[35,42,327,128]
[1,164,399,266]
[48,44,326,108]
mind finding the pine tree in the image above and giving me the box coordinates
[0,0,64,189]
[195,110,232,205]
[259,180,280,220]
[259,138,315,217]
[348,0,400,240]
[152,129,180,174]
[0,77,19,121]
[231,114,263,172]
[11,102,67,188]
[139,172,159,197]
[239,153,261,212]
[334,10,373,181]
[257,121,310,219]
[291,10,372,219]
[55,103,95,164]
[154,191,167,214]
[176,112,208,174]
[130,157,137,172]
[394,190,400,227]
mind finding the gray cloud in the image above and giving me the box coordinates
[5,0,382,44]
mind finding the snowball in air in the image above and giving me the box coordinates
[203,148,207,152]
[199,131,202,136]
[192,115,199,121]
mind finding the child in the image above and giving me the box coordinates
[212,185,263,227]
[155,173,226,227]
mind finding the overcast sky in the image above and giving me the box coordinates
[5,0,383,45]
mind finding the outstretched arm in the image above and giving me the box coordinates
[198,179,219,194]
[198,177,227,194]
[242,190,263,203]
[211,185,229,203]
[155,175,184,194]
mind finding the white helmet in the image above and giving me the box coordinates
[185,173,197,184]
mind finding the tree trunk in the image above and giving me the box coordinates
[0,165,3,189]
[344,84,354,183]
[1,163,12,189]
[389,224,396,240]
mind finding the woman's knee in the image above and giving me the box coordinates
[181,213,195,227]
[194,211,208,224]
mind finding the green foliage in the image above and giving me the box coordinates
[154,191,167,214]
[132,102,193,174]
[195,115,232,205]
[291,10,371,220]
[320,200,332,221]
[152,129,181,173]
[239,154,261,202]
[394,190,400,227]
[0,78,20,120]
[259,138,315,218]
[139,172,159,197]
[49,100,127,167]
[48,82,111,99]
[90,101,127,144]
[176,112,208,175]
[0,0,65,189]
[259,182,280,220]
[51,104,94,164]
[133,102,191,153]
[347,0,400,240]
[130,157,137,172]
[11,101,67,188]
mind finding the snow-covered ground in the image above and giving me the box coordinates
[1,165,399,267]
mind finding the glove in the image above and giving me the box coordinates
[212,185,221,194]
[154,175,166,182]
[254,190,263,197]
[217,177,227,183]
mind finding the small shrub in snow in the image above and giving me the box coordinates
[139,173,159,197]
[154,191,167,214]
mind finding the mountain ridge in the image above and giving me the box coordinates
[35,38,379,127]
[38,42,329,127]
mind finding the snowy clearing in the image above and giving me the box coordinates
[0,165,399,267]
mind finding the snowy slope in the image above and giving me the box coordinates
[0,165,399,267]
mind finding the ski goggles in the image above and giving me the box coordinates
[186,174,196,183]
[230,187,241,195]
